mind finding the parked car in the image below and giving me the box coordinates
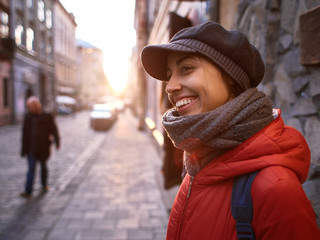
[56,95,76,115]
[90,103,117,130]
[57,104,73,115]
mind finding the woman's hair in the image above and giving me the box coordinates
[200,54,243,97]
[219,68,243,97]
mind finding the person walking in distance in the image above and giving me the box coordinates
[141,21,320,239]
[20,96,60,197]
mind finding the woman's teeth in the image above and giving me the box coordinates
[176,99,192,108]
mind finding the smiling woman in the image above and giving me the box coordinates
[140,21,320,240]
[60,0,136,94]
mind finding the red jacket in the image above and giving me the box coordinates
[166,111,320,240]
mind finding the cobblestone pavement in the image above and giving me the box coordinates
[1,109,318,240]
[0,110,171,240]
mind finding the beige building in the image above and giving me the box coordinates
[77,40,111,109]
[54,0,78,102]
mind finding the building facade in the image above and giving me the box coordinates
[10,0,55,123]
[133,0,213,189]
[133,0,320,224]
[76,40,111,109]
[54,0,78,102]
[0,0,14,126]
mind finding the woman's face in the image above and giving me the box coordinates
[166,52,235,116]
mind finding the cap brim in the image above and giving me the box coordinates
[141,42,197,81]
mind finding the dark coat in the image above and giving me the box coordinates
[21,112,60,161]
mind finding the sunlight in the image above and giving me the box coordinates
[60,0,136,95]
[103,57,129,94]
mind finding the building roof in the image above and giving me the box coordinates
[76,39,99,49]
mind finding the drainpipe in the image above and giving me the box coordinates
[137,0,149,131]
[9,0,16,124]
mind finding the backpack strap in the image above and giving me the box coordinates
[231,171,259,240]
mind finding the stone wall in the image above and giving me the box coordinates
[234,0,320,170]
[233,0,320,226]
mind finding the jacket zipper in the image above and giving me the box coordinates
[187,176,194,198]
[177,176,194,240]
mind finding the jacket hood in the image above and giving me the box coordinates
[195,110,310,185]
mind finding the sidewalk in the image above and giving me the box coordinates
[46,111,169,240]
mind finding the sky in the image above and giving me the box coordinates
[60,0,136,94]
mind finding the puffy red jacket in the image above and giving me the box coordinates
[166,111,320,240]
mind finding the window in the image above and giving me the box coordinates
[15,24,24,45]
[39,32,45,56]
[16,0,23,11]
[26,28,34,51]
[3,78,9,108]
[27,0,33,8]
[38,0,45,22]
[46,9,52,28]
[47,37,53,58]
[0,11,9,38]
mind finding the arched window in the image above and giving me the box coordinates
[38,0,45,22]
[15,24,24,45]
[0,11,9,38]
[46,9,52,28]
[26,28,34,51]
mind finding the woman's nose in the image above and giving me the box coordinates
[165,75,182,94]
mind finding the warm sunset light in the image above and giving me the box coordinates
[103,53,130,94]
[60,0,136,94]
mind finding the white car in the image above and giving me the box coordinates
[90,104,117,130]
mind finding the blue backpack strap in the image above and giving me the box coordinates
[231,171,259,240]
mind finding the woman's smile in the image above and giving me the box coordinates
[175,97,199,115]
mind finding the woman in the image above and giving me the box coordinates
[141,21,320,239]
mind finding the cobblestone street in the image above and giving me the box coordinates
[0,110,171,240]
[1,109,319,240]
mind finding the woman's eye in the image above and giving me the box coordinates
[181,66,193,73]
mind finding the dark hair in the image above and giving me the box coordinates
[219,69,243,97]
[201,54,243,97]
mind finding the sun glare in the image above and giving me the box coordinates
[60,0,136,95]
[103,59,128,94]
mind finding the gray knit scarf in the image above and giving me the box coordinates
[162,88,274,176]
